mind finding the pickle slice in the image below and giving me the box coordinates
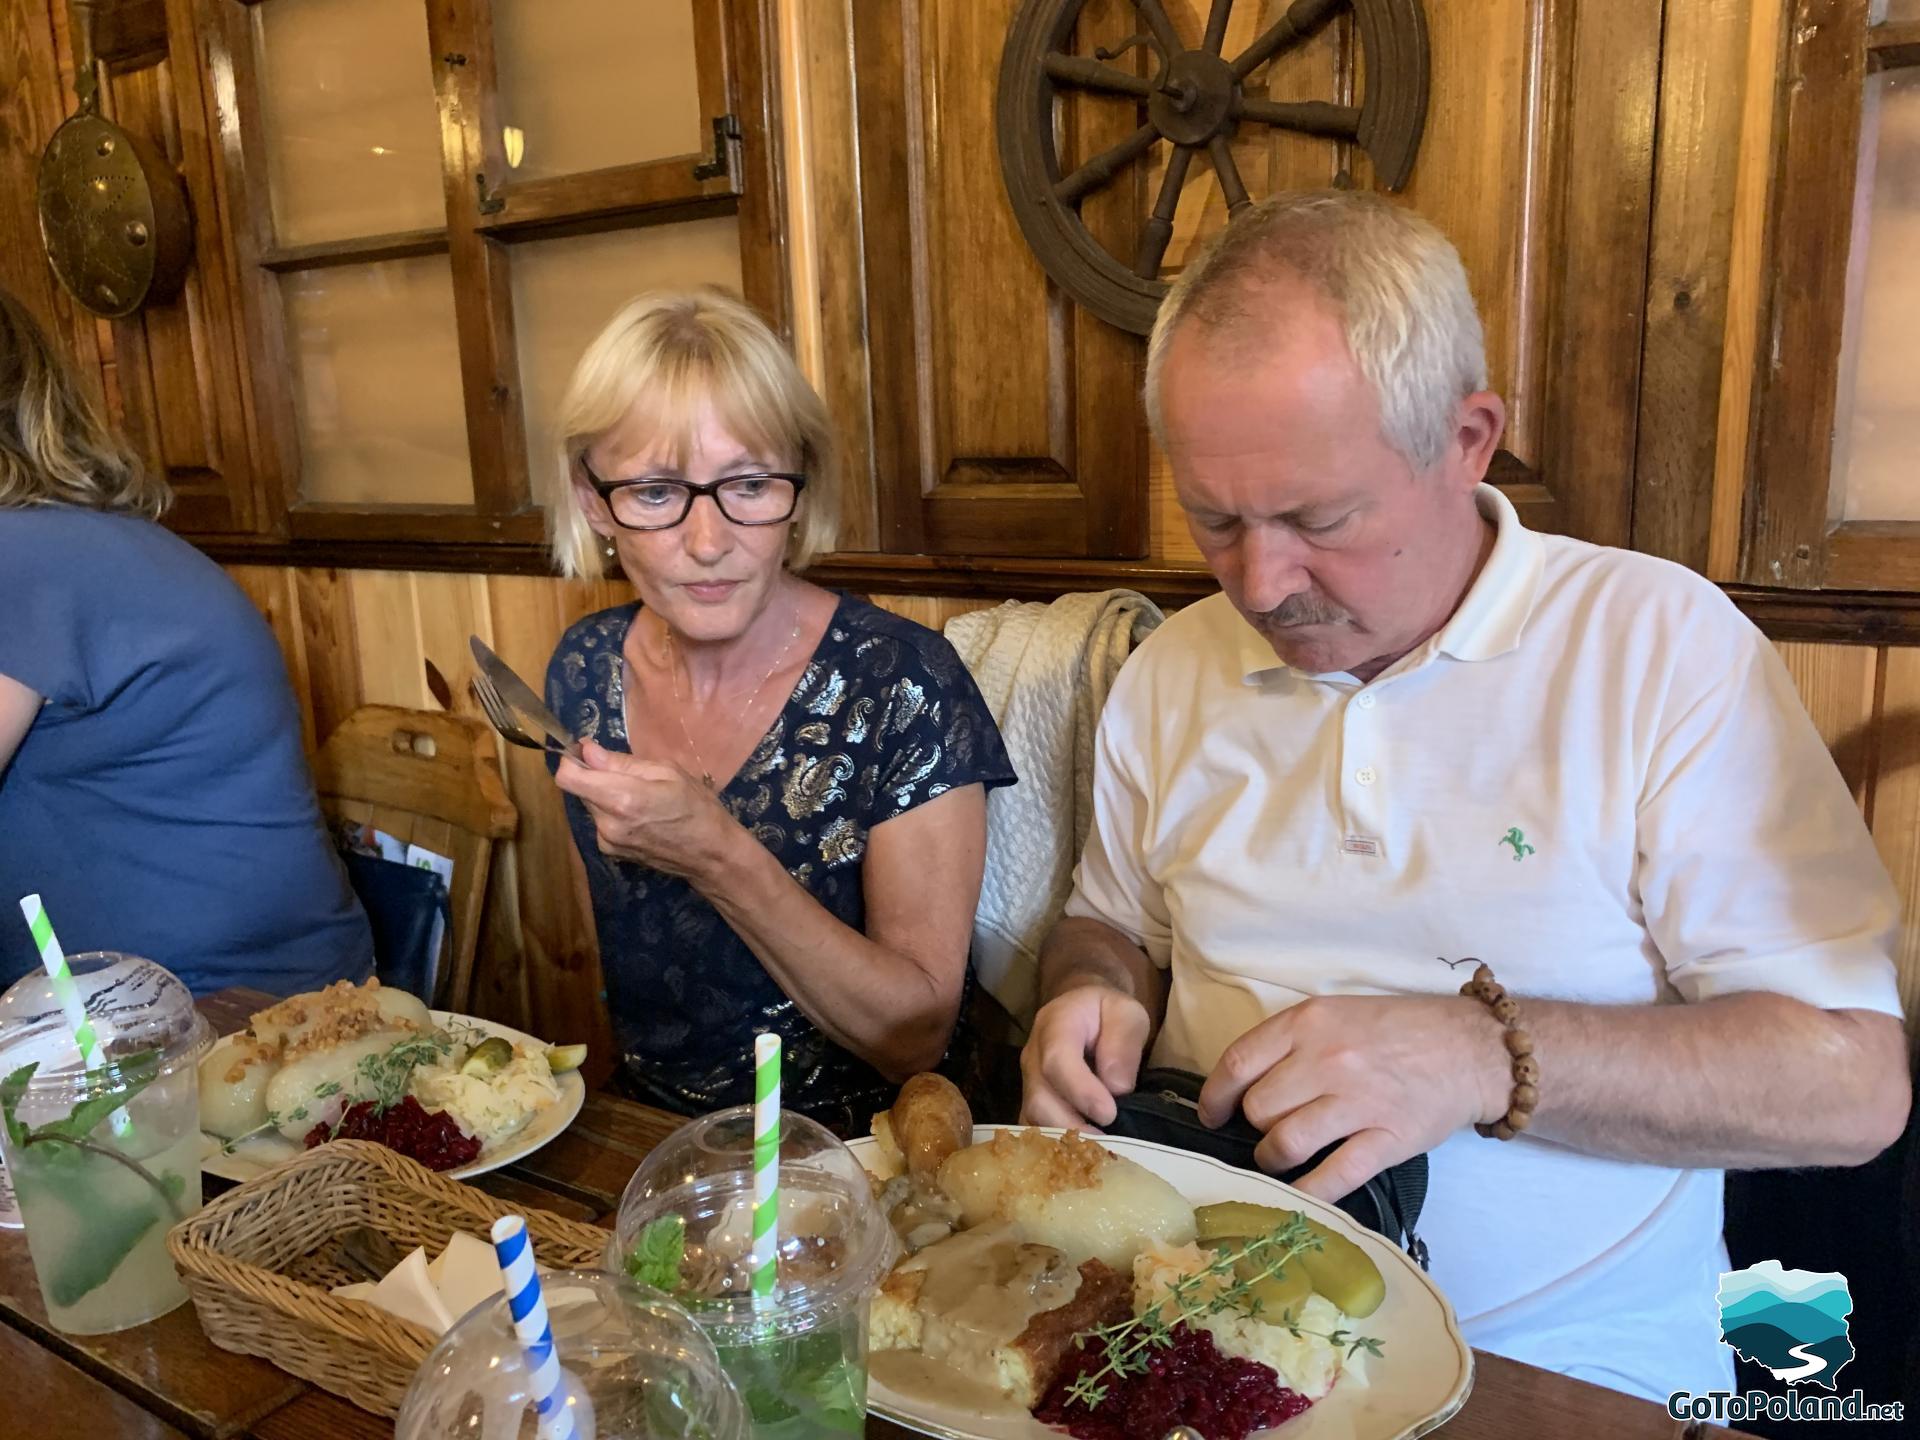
[1194,1200,1386,1318]
[1201,1239,1315,1321]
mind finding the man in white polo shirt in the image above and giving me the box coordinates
[1020,191,1912,1401]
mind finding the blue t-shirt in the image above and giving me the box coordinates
[546,593,1017,1134]
[0,506,370,996]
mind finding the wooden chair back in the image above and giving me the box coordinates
[312,706,518,1013]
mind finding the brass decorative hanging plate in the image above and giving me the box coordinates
[36,4,192,319]
[996,0,1430,335]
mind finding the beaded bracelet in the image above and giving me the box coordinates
[1454,960,1539,1140]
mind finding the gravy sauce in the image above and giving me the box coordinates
[890,1220,1081,1390]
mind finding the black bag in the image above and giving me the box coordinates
[1104,1067,1430,1267]
[342,851,451,1005]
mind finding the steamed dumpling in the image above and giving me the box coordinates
[265,1029,413,1139]
[372,985,432,1032]
[937,1128,1195,1270]
[197,1033,281,1139]
[250,978,432,1058]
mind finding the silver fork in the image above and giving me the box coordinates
[469,670,581,763]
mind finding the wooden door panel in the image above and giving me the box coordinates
[87,0,260,535]
[855,0,1149,558]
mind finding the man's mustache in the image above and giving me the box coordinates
[1251,592,1352,628]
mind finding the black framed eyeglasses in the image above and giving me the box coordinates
[583,462,808,531]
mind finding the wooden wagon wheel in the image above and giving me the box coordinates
[997,0,1430,335]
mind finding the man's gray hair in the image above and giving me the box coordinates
[1144,190,1487,470]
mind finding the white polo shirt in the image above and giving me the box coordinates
[1065,484,1905,1401]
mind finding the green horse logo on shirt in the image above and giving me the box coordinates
[1499,827,1535,861]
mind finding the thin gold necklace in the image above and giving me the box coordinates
[664,610,803,789]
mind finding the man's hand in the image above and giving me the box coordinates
[554,740,738,882]
[1020,982,1152,1130]
[1198,995,1510,1201]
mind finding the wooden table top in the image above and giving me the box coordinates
[0,989,1746,1440]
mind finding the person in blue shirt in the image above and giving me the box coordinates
[543,289,1017,1134]
[0,289,370,996]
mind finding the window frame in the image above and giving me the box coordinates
[199,0,788,563]
[1734,1,1920,590]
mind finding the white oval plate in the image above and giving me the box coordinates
[199,1010,586,1184]
[848,1126,1473,1440]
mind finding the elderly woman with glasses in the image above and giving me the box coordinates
[543,289,1016,1133]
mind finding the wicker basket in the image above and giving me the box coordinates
[168,1139,611,1417]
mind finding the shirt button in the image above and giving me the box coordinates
[1356,766,1377,785]
[1356,693,1376,710]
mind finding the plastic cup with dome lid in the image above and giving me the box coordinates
[0,949,214,1333]
[397,1267,749,1440]
[606,1105,892,1438]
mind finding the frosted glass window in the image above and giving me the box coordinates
[493,0,705,182]
[1832,68,1920,522]
[254,0,445,246]
[283,258,474,506]
[511,218,744,494]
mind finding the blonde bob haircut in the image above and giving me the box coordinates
[1146,190,1487,472]
[0,288,168,518]
[547,288,839,578]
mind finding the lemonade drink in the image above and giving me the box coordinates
[0,953,208,1334]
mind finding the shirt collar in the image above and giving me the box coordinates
[1232,482,1545,683]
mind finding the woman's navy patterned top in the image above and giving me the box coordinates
[545,592,1016,1133]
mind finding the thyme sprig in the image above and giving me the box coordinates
[216,1028,452,1151]
[1061,1215,1385,1411]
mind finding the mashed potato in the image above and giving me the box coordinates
[1133,1240,1365,1400]
[410,1043,560,1148]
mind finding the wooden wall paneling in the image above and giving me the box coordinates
[224,563,316,753]
[1149,1,1347,564]
[0,2,76,342]
[1774,640,1880,807]
[1383,0,1537,457]
[411,569,495,727]
[1708,0,1788,581]
[776,0,878,551]
[1630,0,1752,571]
[1522,0,1660,548]
[1866,646,1920,1034]
[347,569,430,709]
[292,566,365,751]
[850,0,1149,559]
[1377,0,1659,548]
[863,594,1004,633]
[482,575,618,1071]
[848,0,924,551]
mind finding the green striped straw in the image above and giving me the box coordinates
[18,895,130,1137]
[749,1032,781,1307]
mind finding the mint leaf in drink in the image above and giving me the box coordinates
[1,1063,36,1151]
[626,1215,687,1292]
[22,1154,177,1307]
[38,1049,161,1143]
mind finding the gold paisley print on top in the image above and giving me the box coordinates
[543,593,1017,1133]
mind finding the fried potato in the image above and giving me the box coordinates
[882,1073,973,1183]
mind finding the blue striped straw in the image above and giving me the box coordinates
[491,1215,580,1440]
